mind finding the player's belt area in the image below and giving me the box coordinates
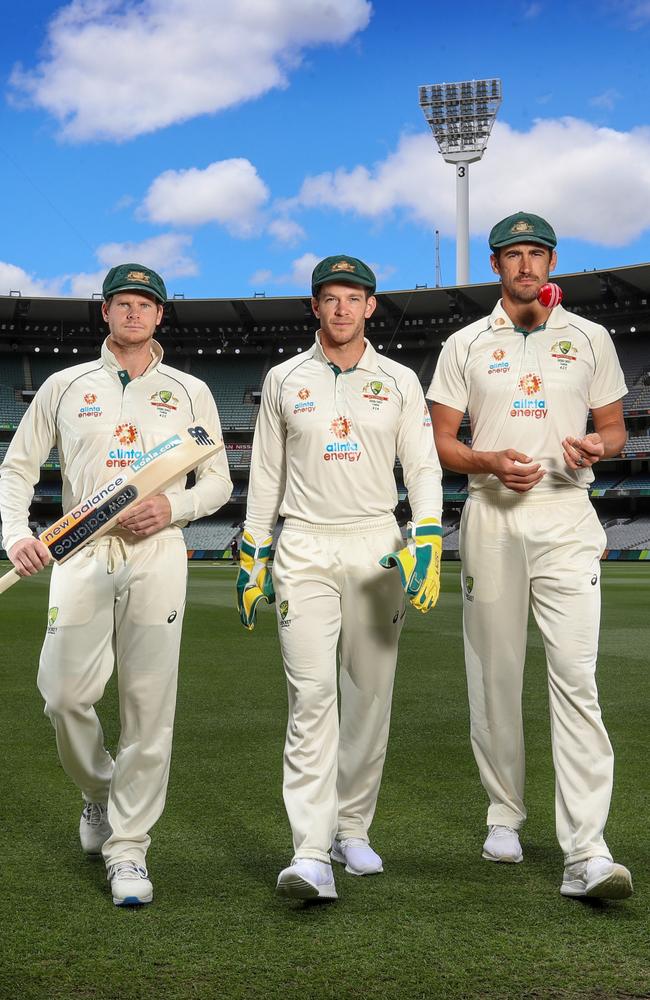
[0,425,222,596]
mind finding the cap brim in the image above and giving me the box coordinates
[106,283,165,303]
[490,236,556,250]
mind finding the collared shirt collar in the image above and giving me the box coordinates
[101,337,163,375]
[489,299,569,334]
[312,331,380,374]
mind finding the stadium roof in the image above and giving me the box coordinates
[1,262,649,351]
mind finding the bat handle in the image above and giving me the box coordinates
[0,567,21,595]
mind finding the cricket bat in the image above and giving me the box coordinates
[0,424,223,596]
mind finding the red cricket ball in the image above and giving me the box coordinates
[537,283,563,308]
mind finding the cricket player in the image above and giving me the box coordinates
[237,255,443,901]
[428,212,632,899]
[0,264,232,906]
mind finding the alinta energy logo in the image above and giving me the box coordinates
[78,391,101,418]
[324,416,361,462]
[488,347,510,375]
[107,422,143,468]
[510,373,547,419]
[294,386,316,415]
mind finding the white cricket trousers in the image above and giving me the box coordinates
[460,489,614,864]
[37,534,187,867]
[273,515,405,863]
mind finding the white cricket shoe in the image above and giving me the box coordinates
[331,838,384,875]
[560,857,633,900]
[482,825,523,864]
[79,802,112,855]
[276,858,337,900]
[108,860,154,906]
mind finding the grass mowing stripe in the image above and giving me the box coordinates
[0,563,648,999]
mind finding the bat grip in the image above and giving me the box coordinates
[0,567,21,595]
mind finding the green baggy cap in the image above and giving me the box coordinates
[489,212,557,251]
[102,263,167,303]
[311,255,376,295]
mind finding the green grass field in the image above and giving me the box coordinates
[1,563,648,1000]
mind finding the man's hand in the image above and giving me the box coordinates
[562,433,604,471]
[488,449,545,493]
[236,530,275,630]
[379,518,442,614]
[118,494,172,537]
[9,537,51,577]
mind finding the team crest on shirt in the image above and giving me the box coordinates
[488,348,510,375]
[550,340,578,369]
[362,380,391,410]
[78,391,102,418]
[107,423,143,468]
[423,404,432,427]
[510,372,547,420]
[294,387,316,414]
[323,417,361,463]
[464,577,475,602]
[150,389,179,416]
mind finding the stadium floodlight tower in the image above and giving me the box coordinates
[419,78,502,286]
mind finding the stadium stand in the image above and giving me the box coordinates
[605,517,650,549]
[1,261,648,557]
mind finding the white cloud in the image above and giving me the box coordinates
[0,233,197,299]
[590,89,622,111]
[249,269,273,287]
[10,0,372,142]
[290,118,650,247]
[0,262,65,297]
[267,217,306,245]
[142,160,269,237]
[249,252,320,289]
[95,233,198,276]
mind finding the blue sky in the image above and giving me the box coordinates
[2,0,650,300]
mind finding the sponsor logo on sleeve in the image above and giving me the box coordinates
[464,576,475,602]
[47,606,59,634]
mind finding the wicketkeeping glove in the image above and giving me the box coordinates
[236,529,275,630]
[379,518,442,613]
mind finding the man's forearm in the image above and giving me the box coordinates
[433,432,496,476]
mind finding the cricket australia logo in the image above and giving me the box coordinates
[150,389,179,416]
[551,340,578,369]
[47,606,59,634]
[362,380,390,409]
[464,577,474,603]
[279,600,292,629]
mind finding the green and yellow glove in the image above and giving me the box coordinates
[236,529,275,630]
[379,518,442,613]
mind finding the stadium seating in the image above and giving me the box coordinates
[182,517,239,551]
[190,357,267,431]
[605,517,650,549]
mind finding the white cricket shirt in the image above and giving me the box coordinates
[0,339,232,553]
[427,301,627,496]
[245,334,442,535]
